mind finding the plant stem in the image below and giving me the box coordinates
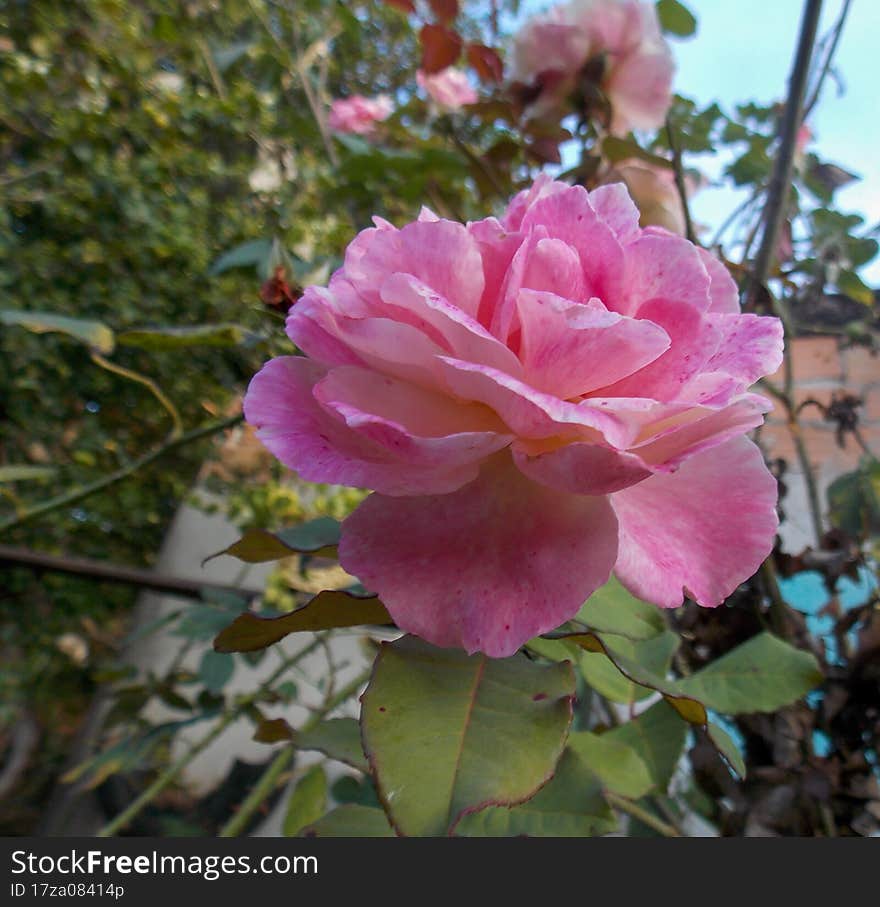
[219,746,295,837]
[746,0,823,311]
[0,414,242,534]
[95,638,324,837]
[604,791,681,837]
[218,668,371,837]
[90,353,184,440]
[0,544,263,601]
[665,116,696,245]
[803,0,853,119]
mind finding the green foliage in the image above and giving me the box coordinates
[283,765,328,836]
[295,718,369,773]
[213,590,392,653]
[360,635,575,836]
[656,0,697,38]
[676,632,823,714]
[204,516,342,564]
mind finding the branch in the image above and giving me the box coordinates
[604,791,681,837]
[90,353,184,440]
[218,668,371,837]
[803,0,853,119]
[0,544,264,602]
[665,116,697,245]
[0,414,243,534]
[745,0,824,310]
[96,638,326,837]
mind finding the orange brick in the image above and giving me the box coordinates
[768,336,844,385]
[844,345,880,386]
[758,422,865,473]
[862,387,880,424]
[796,426,861,473]
[758,424,795,461]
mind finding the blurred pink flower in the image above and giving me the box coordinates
[512,0,675,135]
[246,177,782,657]
[793,122,812,170]
[327,94,393,135]
[417,67,478,110]
[604,157,698,236]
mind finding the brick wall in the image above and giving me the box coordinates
[760,336,880,552]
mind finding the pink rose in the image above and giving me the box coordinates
[417,67,478,110]
[512,0,675,135]
[603,157,696,236]
[245,177,782,657]
[327,95,393,135]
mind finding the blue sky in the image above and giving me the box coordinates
[520,0,879,282]
[670,0,879,280]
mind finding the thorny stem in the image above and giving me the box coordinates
[96,638,326,837]
[604,791,681,837]
[0,414,243,534]
[746,0,823,311]
[218,668,371,837]
[665,116,696,245]
[745,0,827,582]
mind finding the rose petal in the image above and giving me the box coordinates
[286,288,367,367]
[517,184,626,305]
[245,357,498,495]
[513,440,651,494]
[611,437,778,608]
[437,356,636,447]
[343,218,486,319]
[597,298,722,401]
[698,247,741,314]
[589,182,642,244]
[339,454,619,656]
[618,231,711,316]
[703,313,785,387]
[607,49,675,135]
[379,272,523,376]
[314,366,512,469]
[516,289,670,397]
[632,393,772,470]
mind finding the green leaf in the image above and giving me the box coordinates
[677,632,822,713]
[197,650,234,693]
[605,701,687,793]
[557,631,707,724]
[706,722,747,780]
[0,309,115,354]
[208,238,272,276]
[827,458,880,537]
[253,718,293,743]
[296,718,368,773]
[577,577,667,640]
[656,0,697,37]
[0,465,57,483]
[569,731,654,799]
[454,747,615,837]
[601,136,675,171]
[361,635,575,836]
[283,766,327,837]
[331,774,381,808]
[117,324,251,350]
[203,517,342,565]
[580,630,680,704]
[213,590,393,653]
[837,270,875,306]
[300,804,394,837]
